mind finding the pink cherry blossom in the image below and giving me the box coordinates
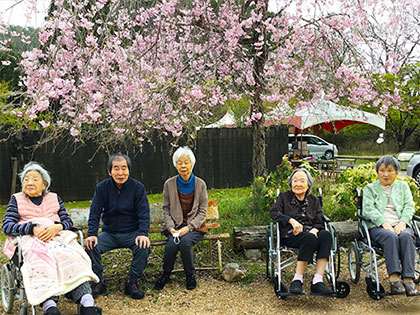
[3,0,417,176]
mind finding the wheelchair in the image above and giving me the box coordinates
[1,228,84,314]
[348,188,420,300]
[266,188,350,299]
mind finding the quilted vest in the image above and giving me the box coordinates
[3,192,60,258]
[14,192,60,223]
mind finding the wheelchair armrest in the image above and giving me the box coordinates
[323,215,331,223]
[358,214,373,224]
[70,227,83,232]
[412,215,420,222]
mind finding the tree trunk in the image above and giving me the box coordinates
[251,96,266,178]
[250,3,268,178]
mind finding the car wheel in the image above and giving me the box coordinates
[414,167,420,186]
[324,150,334,159]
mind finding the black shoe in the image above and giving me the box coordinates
[186,274,197,290]
[91,280,107,298]
[390,281,406,295]
[78,306,102,315]
[124,279,145,299]
[154,274,171,290]
[310,282,333,296]
[289,280,303,295]
[403,282,420,296]
[45,307,61,315]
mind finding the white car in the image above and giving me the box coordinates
[288,134,338,159]
[397,152,420,185]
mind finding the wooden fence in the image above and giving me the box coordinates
[0,126,287,204]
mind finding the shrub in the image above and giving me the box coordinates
[322,163,420,220]
[322,163,378,220]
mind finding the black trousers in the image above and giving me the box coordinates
[282,230,332,262]
[162,231,203,277]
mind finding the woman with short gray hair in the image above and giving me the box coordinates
[270,169,333,296]
[155,146,207,291]
[364,155,419,296]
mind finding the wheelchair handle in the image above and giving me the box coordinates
[412,215,420,222]
[323,215,331,223]
[70,227,83,232]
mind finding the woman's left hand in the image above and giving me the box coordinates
[309,228,319,237]
[179,226,190,237]
[37,224,63,242]
[394,222,407,235]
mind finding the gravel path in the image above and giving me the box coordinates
[4,270,420,315]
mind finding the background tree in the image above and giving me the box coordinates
[4,0,418,176]
[374,64,420,151]
[347,0,420,150]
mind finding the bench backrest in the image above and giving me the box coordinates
[69,199,220,233]
[148,199,219,233]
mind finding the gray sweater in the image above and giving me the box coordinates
[162,175,208,232]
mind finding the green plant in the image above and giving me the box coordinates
[399,176,420,214]
[247,156,294,224]
[248,176,272,224]
[321,163,377,221]
[321,163,420,221]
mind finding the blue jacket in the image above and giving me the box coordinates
[88,177,150,237]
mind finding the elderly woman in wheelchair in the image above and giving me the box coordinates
[2,162,101,315]
[362,155,419,296]
[269,169,335,296]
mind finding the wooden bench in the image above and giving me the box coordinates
[68,200,230,272]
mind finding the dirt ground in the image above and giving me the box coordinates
[4,270,420,315]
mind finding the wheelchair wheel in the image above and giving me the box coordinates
[19,303,27,315]
[335,280,350,298]
[366,277,384,300]
[1,264,16,314]
[273,276,288,299]
[266,226,274,281]
[348,242,361,284]
[414,250,420,284]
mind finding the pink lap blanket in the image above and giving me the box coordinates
[3,218,98,305]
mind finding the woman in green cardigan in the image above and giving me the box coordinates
[363,155,419,296]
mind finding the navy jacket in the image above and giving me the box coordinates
[88,177,150,237]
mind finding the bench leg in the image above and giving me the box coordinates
[209,239,213,264]
[217,240,222,273]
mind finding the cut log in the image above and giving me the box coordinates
[233,226,268,250]
[233,221,358,250]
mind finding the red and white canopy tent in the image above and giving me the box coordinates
[273,99,386,133]
[206,100,386,133]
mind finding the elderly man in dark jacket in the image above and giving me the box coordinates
[270,168,332,296]
[85,153,150,299]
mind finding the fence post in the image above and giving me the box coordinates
[11,157,18,194]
